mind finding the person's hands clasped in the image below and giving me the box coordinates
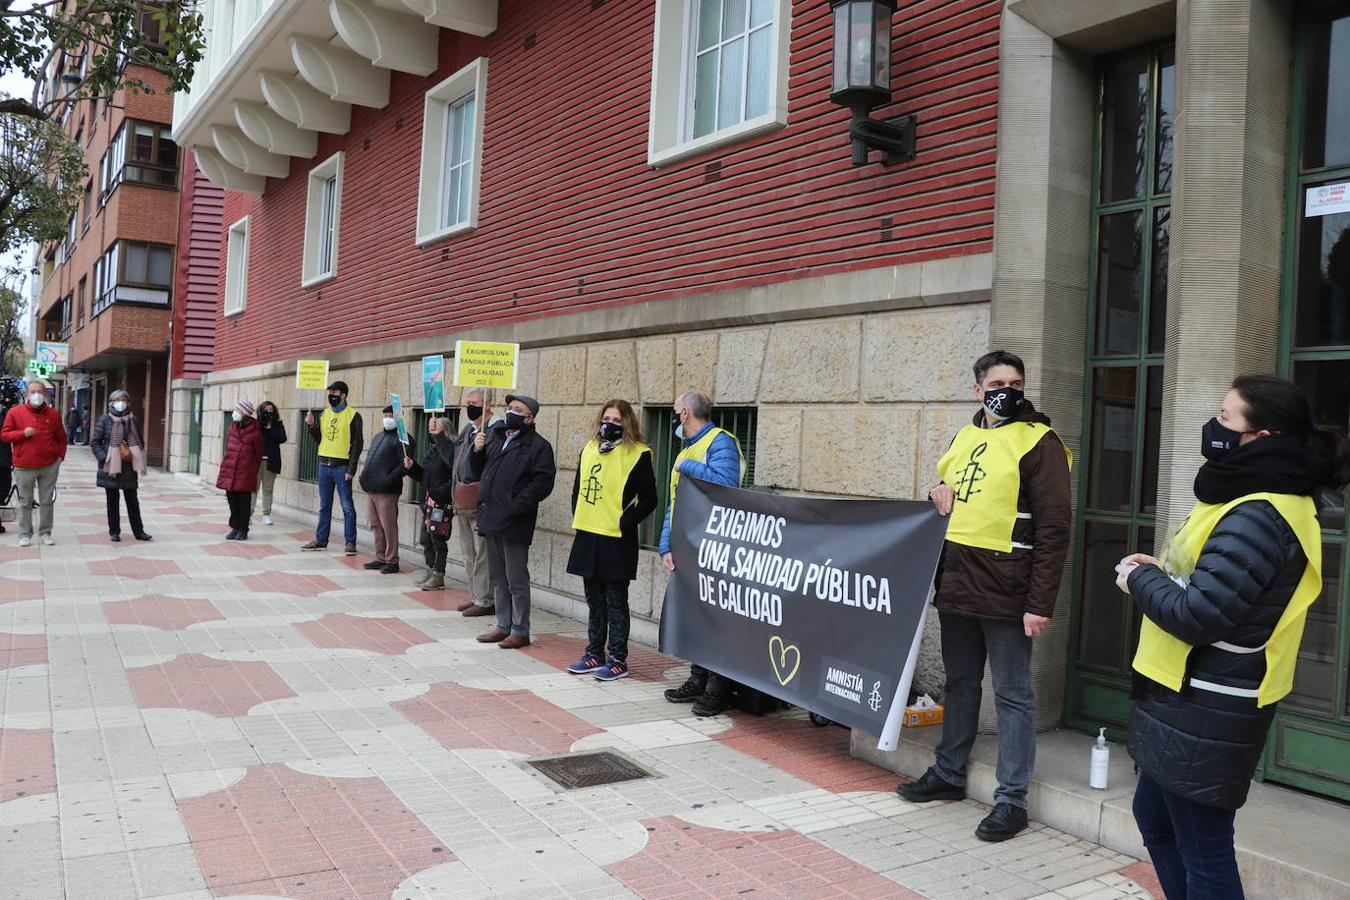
[1115,553,1159,594]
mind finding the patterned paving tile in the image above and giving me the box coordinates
[605,816,920,899]
[0,631,47,669]
[177,763,449,899]
[0,576,45,604]
[0,545,41,563]
[406,586,470,611]
[86,557,184,580]
[239,572,344,597]
[1120,860,1166,899]
[155,505,218,517]
[522,633,683,683]
[393,681,602,755]
[294,613,435,655]
[201,541,286,559]
[128,654,296,717]
[0,728,56,800]
[102,595,225,630]
[713,713,899,793]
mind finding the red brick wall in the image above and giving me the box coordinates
[217,0,1000,368]
[172,152,223,379]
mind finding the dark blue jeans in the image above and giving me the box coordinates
[583,578,630,662]
[1133,772,1242,899]
[932,611,1035,808]
[315,463,357,546]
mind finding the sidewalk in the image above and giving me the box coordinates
[0,454,1161,900]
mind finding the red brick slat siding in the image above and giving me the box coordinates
[216,0,1000,368]
[172,151,223,380]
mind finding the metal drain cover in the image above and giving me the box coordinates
[526,751,652,790]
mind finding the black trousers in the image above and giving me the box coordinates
[583,579,631,663]
[226,490,252,533]
[690,664,728,696]
[106,488,144,537]
[422,528,449,573]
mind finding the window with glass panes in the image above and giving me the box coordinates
[318,174,337,275]
[689,0,775,139]
[639,406,757,549]
[1274,0,1350,803]
[1065,45,1173,736]
[440,93,475,229]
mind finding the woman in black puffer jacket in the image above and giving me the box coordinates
[1115,375,1350,900]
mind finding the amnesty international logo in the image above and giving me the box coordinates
[581,463,603,506]
[867,680,883,712]
[952,442,987,503]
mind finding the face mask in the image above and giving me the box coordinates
[982,386,1025,422]
[260,409,274,423]
[672,410,686,439]
[28,394,44,408]
[1202,417,1245,462]
[504,411,527,430]
[111,400,127,413]
[328,394,342,408]
[232,411,243,423]
[599,422,623,443]
[466,404,483,422]
[383,417,396,431]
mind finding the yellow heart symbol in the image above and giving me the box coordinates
[768,635,801,687]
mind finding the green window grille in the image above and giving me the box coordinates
[639,405,758,550]
[406,408,462,503]
[296,410,319,484]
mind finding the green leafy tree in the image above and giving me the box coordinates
[0,280,29,378]
[0,0,206,121]
[0,112,85,260]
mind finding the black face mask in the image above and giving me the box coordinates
[260,410,274,424]
[327,394,342,408]
[599,422,623,443]
[982,386,1025,422]
[465,404,483,422]
[1202,417,1245,462]
[504,411,527,430]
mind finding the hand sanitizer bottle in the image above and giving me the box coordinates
[1090,727,1110,790]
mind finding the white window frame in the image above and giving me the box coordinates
[647,0,791,168]
[416,57,488,246]
[224,215,249,316]
[302,151,343,287]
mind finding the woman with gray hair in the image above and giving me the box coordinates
[89,390,152,543]
[406,414,457,590]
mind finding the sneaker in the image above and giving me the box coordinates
[380,562,400,574]
[344,542,357,556]
[413,571,433,588]
[593,659,629,682]
[692,691,731,717]
[262,515,273,526]
[226,530,240,541]
[301,540,326,551]
[663,675,707,703]
[566,654,605,675]
[362,560,385,570]
[40,536,54,546]
[896,769,966,803]
[975,803,1028,843]
[133,532,153,541]
[422,573,444,590]
[17,537,30,548]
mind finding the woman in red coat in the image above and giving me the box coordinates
[217,400,264,541]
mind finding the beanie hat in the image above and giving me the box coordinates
[235,399,255,417]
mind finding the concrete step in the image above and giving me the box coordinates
[851,724,1350,900]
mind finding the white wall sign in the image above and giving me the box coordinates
[1306,181,1350,218]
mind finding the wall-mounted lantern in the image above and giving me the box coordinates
[830,0,917,166]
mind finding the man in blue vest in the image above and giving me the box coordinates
[660,390,745,717]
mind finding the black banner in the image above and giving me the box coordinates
[659,476,947,748]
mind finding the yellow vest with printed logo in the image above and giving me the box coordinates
[1132,493,1322,707]
[670,426,744,516]
[318,405,356,460]
[936,422,1071,553]
[572,439,650,538]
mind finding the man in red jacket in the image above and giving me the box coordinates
[1,381,67,546]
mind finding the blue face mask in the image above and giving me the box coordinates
[672,410,684,439]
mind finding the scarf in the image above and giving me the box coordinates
[1193,435,1331,504]
[598,438,620,454]
[105,412,148,478]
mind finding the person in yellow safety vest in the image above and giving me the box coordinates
[897,351,1073,845]
[660,390,746,717]
[300,380,364,556]
[564,399,659,682]
[1114,374,1350,900]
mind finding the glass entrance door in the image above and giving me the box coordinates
[1275,0,1350,802]
[187,389,203,475]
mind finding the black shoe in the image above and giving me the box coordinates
[109,534,121,543]
[975,803,1028,842]
[692,691,731,717]
[897,769,966,803]
[237,531,248,541]
[380,562,400,574]
[226,530,240,540]
[664,676,708,703]
[133,532,153,542]
[362,560,385,570]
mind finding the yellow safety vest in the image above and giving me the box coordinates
[936,421,1071,553]
[572,439,650,538]
[670,426,744,515]
[1132,492,1323,707]
[317,405,356,460]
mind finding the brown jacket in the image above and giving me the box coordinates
[932,403,1073,622]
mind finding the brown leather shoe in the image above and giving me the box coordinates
[476,628,509,643]
[498,634,530,650]
[462,605,496,618]
[300,540,326,551]
[344,542,357,556]
[455,600,475,612]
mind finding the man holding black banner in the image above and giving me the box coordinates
[660,391,745,717]
[897,351,1072,843]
